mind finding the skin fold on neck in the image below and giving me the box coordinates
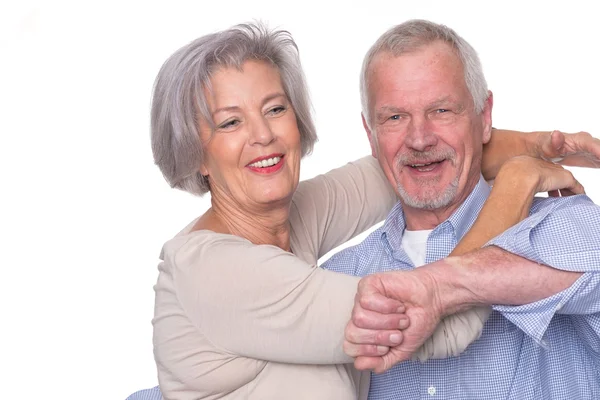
[192,189,293,252]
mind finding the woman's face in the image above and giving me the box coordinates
[198,60,302,210]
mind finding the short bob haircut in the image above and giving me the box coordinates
[360,19,489,130]
[151,22,317,196]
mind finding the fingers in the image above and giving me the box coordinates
[557,130,600,168]
[354,352,412,373]
[555,168,585,195]
[343,341,390,358]
[353,306,410,330]
[354,355,386,372]
[547,182,585,197]
[539,130,565,161]
[345,323,406,347]
[359,291,405,314]
[524,158,586,195]
[565,178,586,195]
[550,130,566,158]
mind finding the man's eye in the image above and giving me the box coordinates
[389,115,400,121]
[436,109,449,113]
[218,119,240,129]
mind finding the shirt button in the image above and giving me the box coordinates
[428,386,436,396]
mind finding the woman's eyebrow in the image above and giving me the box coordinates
[262,92,287,105]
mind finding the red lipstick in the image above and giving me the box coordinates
[246,154,285,174]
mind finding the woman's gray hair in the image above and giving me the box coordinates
[360,19,488,129]
[151,22,317,196]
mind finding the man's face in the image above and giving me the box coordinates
[364,41,492,212]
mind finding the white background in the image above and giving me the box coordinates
[1,1,599,399]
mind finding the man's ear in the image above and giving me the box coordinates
[481,91,494,144]
[362,113,378,158]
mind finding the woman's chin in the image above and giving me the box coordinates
[251,188,295,207]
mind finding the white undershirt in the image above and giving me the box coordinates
[401,229,433,267]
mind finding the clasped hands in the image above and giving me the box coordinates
[343,266,450,373]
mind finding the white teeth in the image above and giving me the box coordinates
[249,156,281,168]
[409,161,441,172]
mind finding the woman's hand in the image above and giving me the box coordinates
[498,155,585,198]
[533,130,600,168]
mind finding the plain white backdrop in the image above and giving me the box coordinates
[1,1,599,399]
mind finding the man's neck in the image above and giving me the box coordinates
[403,205,461,230]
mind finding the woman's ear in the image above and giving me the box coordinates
[199,162,209,177]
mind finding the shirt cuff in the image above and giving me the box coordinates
[492,274,590,346]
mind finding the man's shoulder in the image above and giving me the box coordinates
[322,225,388,275]
[530,194,596,215]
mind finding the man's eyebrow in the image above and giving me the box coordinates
[375,106,405,118]
[429,97,459,108]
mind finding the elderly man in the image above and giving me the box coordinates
[336,19,600,399]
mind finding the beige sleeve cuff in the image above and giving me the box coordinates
[411,306,491,361]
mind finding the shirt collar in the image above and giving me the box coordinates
[381,175,491,249]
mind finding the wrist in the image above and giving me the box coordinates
[418,259,482,316]
[524,130,550,159]
[495,157,539,196]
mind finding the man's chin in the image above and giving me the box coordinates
[396,186,458,210]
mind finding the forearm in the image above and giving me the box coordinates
[424,246,582,316]
[295,156,398,258]
[482,128,548,180]
[451,169,535,256]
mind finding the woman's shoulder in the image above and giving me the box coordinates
[161,229,296,275]
[162,230,249,262]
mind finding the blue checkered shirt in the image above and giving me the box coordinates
[126,387,161,400]
[323,176,600,400]
[127,177,600,400]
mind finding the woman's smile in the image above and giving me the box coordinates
[246,154,285,174]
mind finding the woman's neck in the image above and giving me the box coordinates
[196,195,292,252]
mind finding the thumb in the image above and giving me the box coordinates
[548,130,566,160]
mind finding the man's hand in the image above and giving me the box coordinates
[344,269,446,373]
[534,130,600,168]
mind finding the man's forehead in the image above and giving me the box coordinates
[367,45,467,102]
[367,40,464,81]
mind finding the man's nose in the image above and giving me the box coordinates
[404,117,437,152]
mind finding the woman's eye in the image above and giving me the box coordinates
[268,106,286,115]
[218,119,240,130]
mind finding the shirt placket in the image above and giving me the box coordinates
[420,223,457,399]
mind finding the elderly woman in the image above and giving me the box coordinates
[148,23,596,400]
